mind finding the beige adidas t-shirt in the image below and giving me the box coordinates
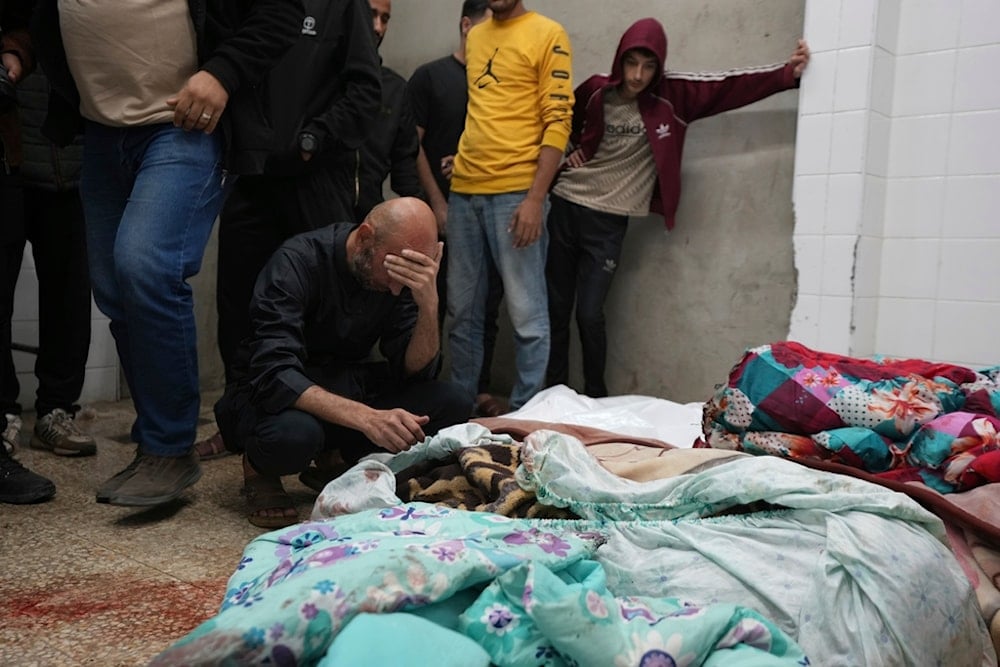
[553,89,656,217]
[58,0,198,127]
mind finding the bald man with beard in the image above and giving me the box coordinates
[215,197,470,528]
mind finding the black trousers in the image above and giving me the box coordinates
[1,176,91,419]
[215,362,471,477]
[545,194,628,398]
[217,166,355,383]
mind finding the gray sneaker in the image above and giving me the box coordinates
[3,413,21,453]
[101,449,202,507]
[31,408,97,456]
[95,448,144,503]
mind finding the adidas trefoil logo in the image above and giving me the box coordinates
[602,259,618,274]
[656,123,671,139]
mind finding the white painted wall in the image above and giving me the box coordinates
[12,251,118,408]
[791,0,1000,370]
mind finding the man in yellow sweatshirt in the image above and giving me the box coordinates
[446,0,573,411]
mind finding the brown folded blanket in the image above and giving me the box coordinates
[395,442,576,519]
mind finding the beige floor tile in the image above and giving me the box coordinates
[0,396,321,664]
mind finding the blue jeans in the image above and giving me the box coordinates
[446,192,550,410]
[80,122,227,456]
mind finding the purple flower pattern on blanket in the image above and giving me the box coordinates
[503,527,573,556]
[151,506,809,666]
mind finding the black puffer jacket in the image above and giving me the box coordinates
[16,70,81,191]
[31,0,303,163]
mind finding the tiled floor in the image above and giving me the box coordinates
[0,393,319,666]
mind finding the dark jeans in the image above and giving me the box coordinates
[217,167,355,383]
[215,362,470,478]
[1,175,91,420]
[545,194,628,398]
[437,240,504,393]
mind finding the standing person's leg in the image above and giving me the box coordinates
[483,192,550,410]
[474,256,505,410]
[544,193,578,390]
[0,168,25,452]
[446,194,489,407]
[297,162,356,230]
[572,204,627,398]
[24,186,95,455]
[0,170,53,503]
[216,177,286,384]
[82,122,226,506]
[436,241,449,333]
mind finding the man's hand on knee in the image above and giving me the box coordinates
[362,408,430,453]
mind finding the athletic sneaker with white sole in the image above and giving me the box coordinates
[3,413,21,454]
[31,408,97,456]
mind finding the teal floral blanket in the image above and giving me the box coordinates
[151,505,806,666]
[152,424,992,666]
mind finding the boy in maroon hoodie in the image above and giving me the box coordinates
[545,17,809,398]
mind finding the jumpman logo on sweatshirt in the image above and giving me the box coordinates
[475,49,501,88]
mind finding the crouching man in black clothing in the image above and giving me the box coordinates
[216,197,470,528]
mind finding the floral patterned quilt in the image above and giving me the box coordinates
[151,424,993,666]
[699,341,1000,493]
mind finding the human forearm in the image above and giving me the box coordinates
[416,144,448,234]
[295,384,429,452]
[507,144,562,249]
[383,243,443,376]
[527,145,563,203]
[403,304,439,377]
[294,384,374,431]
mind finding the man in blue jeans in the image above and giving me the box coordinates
[446,0,574,411]
[34,0,301,507]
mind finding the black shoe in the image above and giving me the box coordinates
[0,447,56,504]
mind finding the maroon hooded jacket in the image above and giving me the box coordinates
[571,18,800,230]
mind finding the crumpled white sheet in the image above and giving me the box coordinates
[503,384,704,447]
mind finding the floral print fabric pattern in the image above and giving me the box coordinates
[150,499,806,666]
[461,559,807,667]
[700,341,1000,493]
[150,504,602,665]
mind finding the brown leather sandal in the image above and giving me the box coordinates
[194,430,231,460]
[242,473,298,529]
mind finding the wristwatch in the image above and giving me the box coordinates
[298,132,319,155]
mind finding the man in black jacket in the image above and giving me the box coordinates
[0,0,59,504]
[215,197,469,528]
[32,0,302,508]
[2,69,95,460]
[211,0,382,454]
[353,0,422,221]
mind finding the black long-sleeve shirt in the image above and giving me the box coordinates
[242,223,438,414]
[354,65,422,220]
